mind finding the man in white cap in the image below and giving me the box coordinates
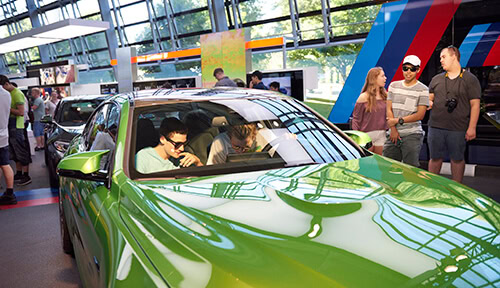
[384,55,429,167]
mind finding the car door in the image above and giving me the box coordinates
[65,103,117,287]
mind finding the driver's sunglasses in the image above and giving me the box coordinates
[402,66,418,72]
[166,137,187,149]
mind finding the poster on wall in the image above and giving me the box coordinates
[40,68,55,85]
[55,65,77,84]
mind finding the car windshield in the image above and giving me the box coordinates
[130,98,364,178]
[57,100,102,126]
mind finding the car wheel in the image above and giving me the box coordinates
[59,195,74,255]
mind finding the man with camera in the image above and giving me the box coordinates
[428,46,481,183]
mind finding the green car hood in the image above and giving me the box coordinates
[119,155,500,287]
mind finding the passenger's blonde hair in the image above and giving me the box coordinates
[361,67,387,112]
[228,124,257,140]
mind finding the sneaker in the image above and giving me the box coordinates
[17,175,32,186]
[35,147,44,151]
[0,194,17,205]
[14,174,23,183]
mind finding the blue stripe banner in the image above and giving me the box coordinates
[329,1,408,123]
[459,24,491,67]
[467,22,500,67]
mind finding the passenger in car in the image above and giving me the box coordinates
[207,123,260,165]
[136,117,203,174]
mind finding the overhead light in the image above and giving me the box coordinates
[0,18,109,54]
[34,19,109,39]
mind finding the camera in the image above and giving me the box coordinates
[446,98,457,113]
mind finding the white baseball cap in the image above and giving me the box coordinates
[403,55,421,67]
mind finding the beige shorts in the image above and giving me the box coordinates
[366,130,386,146]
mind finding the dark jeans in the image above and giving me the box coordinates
[383,133,423,167]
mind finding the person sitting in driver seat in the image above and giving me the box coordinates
[136,117,203,174]
[207,123,260,165]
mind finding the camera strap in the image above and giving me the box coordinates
[444,69,464,100]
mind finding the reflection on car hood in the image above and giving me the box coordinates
[121,155,500,287]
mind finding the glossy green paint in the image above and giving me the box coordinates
[58,150,109,174]
[344,130,373,149]
[58,93,500,288]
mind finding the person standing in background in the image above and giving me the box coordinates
[249,71,268,90]
[351,67,388,155]
[384,55,429,167]
[0,82,15,205]
[0,75,31,186]
[31,87,45,151]
[269,82,287,94]
[213,68,237,87]
[11,83,32,173]
[427,46,481,183]
[45,90,59,117]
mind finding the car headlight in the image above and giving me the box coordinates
[54,141,70,153]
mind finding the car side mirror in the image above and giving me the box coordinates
[343,130,373,150]
[57,150,109,182]
[41,114,53,124]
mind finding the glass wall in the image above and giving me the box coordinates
[0,0,380,93]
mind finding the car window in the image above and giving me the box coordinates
[83,104,110,150]
[131,98,363,178]
[57,100,102,126]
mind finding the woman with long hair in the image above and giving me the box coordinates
[351,67,388,155]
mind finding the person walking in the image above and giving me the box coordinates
[0,75,32,186]
[0,83,15,205]
[213,68,237,87]
[427,46,481,183]
[351,67,388,155]
[383,55,429,167]
[31,87,45,151]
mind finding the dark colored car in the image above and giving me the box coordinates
[42,95,109,187]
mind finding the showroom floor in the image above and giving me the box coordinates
[0,147,499,288]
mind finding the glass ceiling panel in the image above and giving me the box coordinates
[239,0,290,23]
[119,1,148,25]
[77,0,101,17]
[171,0,207,13]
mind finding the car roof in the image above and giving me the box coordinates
[123,87,288,107]
[60,94,110,102]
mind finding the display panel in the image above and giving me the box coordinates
[55,65,76,84]
[40,68,55,85]
[247,70,304,101]
[261,76,292,96]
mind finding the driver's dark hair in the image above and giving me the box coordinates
[159,117,188,139]
[269,81,280,89]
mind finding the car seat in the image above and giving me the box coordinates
[136,118,159,153]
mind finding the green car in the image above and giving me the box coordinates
[58,88,499,287]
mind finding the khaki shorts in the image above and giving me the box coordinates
[366,130,386,146]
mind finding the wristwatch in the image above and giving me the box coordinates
[398,117,405,125]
